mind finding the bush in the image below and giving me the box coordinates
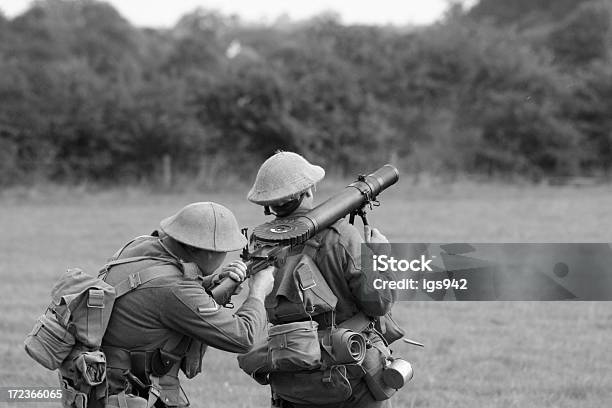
[1,0,612,186]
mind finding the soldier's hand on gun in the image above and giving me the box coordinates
[219,260,247,282]
[249,266,275,298]
[364,226,389,244]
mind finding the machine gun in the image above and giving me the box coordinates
[210,164,400,306]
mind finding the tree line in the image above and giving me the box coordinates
[1,0,612,186]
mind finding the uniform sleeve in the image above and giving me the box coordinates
[335,225,394,317]
[160,281,267,354]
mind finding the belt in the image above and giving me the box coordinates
[104,345,183,375]
[103,346,186,408]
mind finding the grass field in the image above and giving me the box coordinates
[1,182,611,407]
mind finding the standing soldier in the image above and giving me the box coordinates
[244,152,396,408]
[99,202,274,407]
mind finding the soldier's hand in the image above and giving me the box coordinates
[249,266,275,299]
[219,260,247,282]
[364,226,389,244]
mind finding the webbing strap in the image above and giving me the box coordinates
[372,341,391,359]
[86,289,105,345]
[146,376,161,408]
[299,231,326,290]
[296,265,316,290]
[105,256,178,269]
[295,237,321,293]
[114,266,182,298]
[301,225,334,259]
[299,229,335,323]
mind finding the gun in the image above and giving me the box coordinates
[210,164,400,306]
[210,236,292,307]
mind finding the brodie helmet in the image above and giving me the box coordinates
[247,152,325,206]
[160,202,247,252]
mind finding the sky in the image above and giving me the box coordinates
[0,0,459,27]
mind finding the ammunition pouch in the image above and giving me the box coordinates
[268,321,321,371]
[269,364,364,405]
[25,313,76,370]
[180,341,206,379]
[151,349,182,377]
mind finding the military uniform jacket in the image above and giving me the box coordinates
[101,236,267,389]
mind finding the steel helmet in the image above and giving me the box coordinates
[247,151,325,205]
[160,202,247,252]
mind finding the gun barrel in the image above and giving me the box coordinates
[303,164,399,234]
[253,164,399,244]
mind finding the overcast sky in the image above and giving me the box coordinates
[0,0,463,27]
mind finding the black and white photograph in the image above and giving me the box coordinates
[1,1,611,407]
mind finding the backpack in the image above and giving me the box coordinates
[24,238,190,408]
[25,268,114,372]
[264,241,338,324]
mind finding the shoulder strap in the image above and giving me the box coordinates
[112,264,182,298]
[302,228,333,259]
[298,234,326,295]
[302,240,319,259]
[105,255,178,270]
[99,235,172,277]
